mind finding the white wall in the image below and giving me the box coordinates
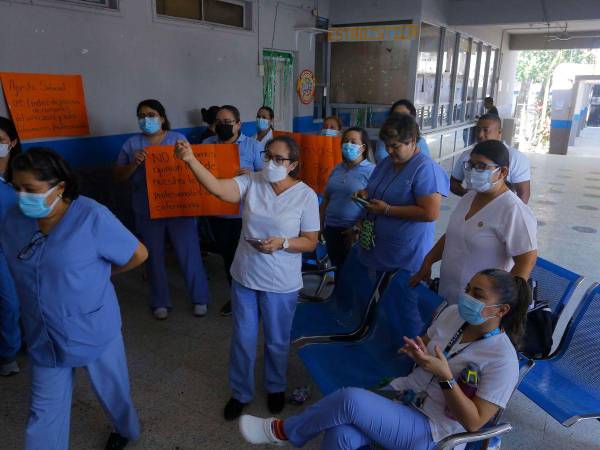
[0,0,325,137]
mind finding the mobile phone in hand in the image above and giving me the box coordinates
[245,237,263,244]
[352,196,370,207]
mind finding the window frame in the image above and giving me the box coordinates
[153,0,253,33]
[27,0,120,15]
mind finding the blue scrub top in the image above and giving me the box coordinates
[359,152,449,273]
[0,177,16,223]
[203,133,264,172]
[0,196,139,367]
[117,130,187,217]
[374,136,430,164]
[324,159,375,228]
[204,133,264,219]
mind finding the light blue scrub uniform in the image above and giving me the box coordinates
[359,152,449,273]
[0,196,140,450]
[0,177,21,365]
[117,131,210,310]
[374,136,430,164]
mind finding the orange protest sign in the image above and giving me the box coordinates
[145,144,240,219]
[0,72,90,139]
[273,131,342,193]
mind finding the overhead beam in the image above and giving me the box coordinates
[448,0,600,26]
[510,31,600,50]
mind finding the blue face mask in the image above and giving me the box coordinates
[458,292,501,325]
[18,185,61,219]
[138,117,162,135]
[465,167,500,193]
[256,118,271,131]
[321,128,339,137]
[342,143,363,161]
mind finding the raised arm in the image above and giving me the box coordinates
[174,140,241,204]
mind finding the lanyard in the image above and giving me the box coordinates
[443,322,501,361]
[366,164,405,220]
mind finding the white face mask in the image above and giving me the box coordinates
[262,159,289,183]
[0,143,10,158]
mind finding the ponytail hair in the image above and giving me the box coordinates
[480,269,531,347]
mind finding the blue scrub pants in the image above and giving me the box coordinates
[25,335,140,450]
[135,215,210,309]
[0,250,21,363]
[229,280,298,403]
[284,387,436,450]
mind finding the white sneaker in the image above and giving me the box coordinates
[193,304,208,317]
[239,415,285,446]
[153,307,168,320]
[0,361,20,377]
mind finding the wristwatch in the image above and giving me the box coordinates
[438,378,457,390]
[282,237,290,250]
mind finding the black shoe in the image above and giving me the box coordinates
[267,392,286,414]
[220,301,232,317]
[224,397,247,421]
[105,433,129,450]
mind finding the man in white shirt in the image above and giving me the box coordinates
[451,114,531,203]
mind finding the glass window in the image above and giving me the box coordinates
[486,48,497,97]
[55,0,118,7]
[438,30,457,127]
[415,23,441,129]
[466,41,480,120]
[156,0,249,29]
[453,36,469,123]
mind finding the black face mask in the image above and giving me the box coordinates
[216,123,235,141]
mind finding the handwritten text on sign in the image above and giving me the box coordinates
[0,72,90,139]
[145,144,240,219]
[273,131,342,193]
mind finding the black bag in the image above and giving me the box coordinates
[521,301,554,359]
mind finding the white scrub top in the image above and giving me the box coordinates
[255,129,274,145]
[451,144,530,184]
[438,190,537,305]
[390,305,519,446]
[230,171,320,293]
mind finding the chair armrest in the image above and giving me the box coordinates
[434,423,513,450]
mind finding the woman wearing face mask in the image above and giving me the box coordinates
[321,116,343,137]
[411,140,538,305]
[175,136,319,421]
[0,117,22,377]
[115,99,211,320]
[1,148,148,450]
[320,127,374,276]
[356,114,448,275]
[203,105,264,316]
[239,269,529,450]
[374,99,431,164]
[255,106,275,145]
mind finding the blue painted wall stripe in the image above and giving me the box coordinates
[550,119,572,129]
[21,117,322,167]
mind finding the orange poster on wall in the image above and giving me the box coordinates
[145,144,240,219]
[273,131,342,193]
[0,72,90,139]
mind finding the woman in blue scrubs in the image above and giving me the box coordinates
[374,99,431,163]
[0,116,22,377]
[357,114,448,274]
[175,135,320,421]
[1,148,148,450]
[320,127,374,275]
[115,99,211,320]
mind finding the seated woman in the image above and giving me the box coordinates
[238,268,529,450]
[411,140,538,305]
[321,116,343,137]
[374,99,431,163]
[357,114,448,274]
[320,127,375,276]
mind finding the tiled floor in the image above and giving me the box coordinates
[1,128,600,449]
